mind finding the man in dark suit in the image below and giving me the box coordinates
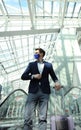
[21,48,61,130]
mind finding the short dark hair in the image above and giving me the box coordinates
[35,48,45,56]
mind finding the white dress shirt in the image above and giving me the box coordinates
[37,62,44,74]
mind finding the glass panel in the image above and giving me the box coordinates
[67,2,75,17]
[36,0,43,16]
[65,87,81,123]
[44,1,51,16]
[73,3,81,17]
[53,1,59,16]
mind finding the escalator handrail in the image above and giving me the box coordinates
[54,85,81,97]
[64,86,81,96]
[1,86,81,107]
[0,89,28,107]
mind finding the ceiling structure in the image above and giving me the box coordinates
[0,0,81,94]
[0,0,81,31]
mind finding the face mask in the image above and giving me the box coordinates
[34,54,40,59]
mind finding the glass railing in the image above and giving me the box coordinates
[48,86,81,128]
[64,87,81,127]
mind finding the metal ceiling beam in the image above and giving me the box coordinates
[0,3,8,20]
[59,0,68,28]
[0,28,60,37]
[27,0,35,29]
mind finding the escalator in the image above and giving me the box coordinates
[64,87,81,129]
[0,89,27,130]
[0,87,81,130]
[48,87,81,130]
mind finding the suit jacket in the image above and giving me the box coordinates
[21,61,58,94]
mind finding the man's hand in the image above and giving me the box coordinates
[55,82,61,91]
[33,74,42,79]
